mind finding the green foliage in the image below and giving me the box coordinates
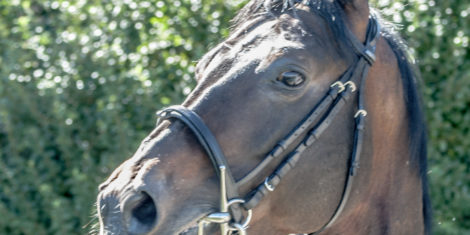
[0,0,245,234]
[0,0,468,234]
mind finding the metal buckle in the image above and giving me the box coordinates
[344,81,356,92]
[264,177,275,192]
[354,110,368,118]
[363,49,376,65]
[330,81,345,93]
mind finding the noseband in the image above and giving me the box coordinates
[157,16,380,235]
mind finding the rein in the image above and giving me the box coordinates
[157,15,380,235]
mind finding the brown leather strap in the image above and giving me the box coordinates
[156,106,241,205]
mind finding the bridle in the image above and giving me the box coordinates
[156,14,380,235]
[158,15,380,235]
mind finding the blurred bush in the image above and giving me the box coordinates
[0,0,244,234]
[0,0,468,234]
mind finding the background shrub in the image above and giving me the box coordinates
[0,0,468,234]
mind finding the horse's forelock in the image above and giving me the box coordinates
[230,0,351,45]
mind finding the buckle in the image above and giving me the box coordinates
[362,49,376,65]
[264,177,275,192]
[330,81,345,93]
[344,81,356,92]
[354,110,368,118]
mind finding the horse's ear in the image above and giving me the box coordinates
[339,0,370,43]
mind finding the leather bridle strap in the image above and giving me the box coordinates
[156,107,240,202]
[309,16,380,235]
[156,15,380,235]
[242,17,380,212]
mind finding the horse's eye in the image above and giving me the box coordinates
[277,71,305,87]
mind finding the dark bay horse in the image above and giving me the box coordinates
[96,0,431,234]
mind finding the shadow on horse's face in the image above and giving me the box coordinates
[96,1,428,235]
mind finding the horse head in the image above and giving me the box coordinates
[97,1,430,234]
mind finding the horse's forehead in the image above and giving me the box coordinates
[197,18,305,81]
[235,30,305,67]
[229,17,307,62]
[197,10,335,86]
[236,14,307,48]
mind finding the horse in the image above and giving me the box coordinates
[96,0,431,234]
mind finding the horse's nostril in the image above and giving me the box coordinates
[132,192,157,224]
[125,191,158,234]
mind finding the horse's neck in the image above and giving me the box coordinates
[325,38,425,235]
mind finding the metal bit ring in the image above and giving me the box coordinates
[230,223,247,235]
[227,199,252,229]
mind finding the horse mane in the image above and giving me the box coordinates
[380,21,432,235]
[230,0,431,234]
